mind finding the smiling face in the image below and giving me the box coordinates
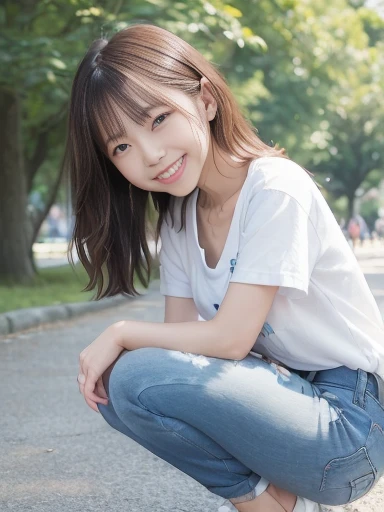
[100,83,217,197]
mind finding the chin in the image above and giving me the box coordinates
[169,188,195,198]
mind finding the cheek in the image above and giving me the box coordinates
[116,164,156,191]
[187,121,210,159]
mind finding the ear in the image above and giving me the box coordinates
[199,77,217,122]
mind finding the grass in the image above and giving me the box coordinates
[0,263,158,314]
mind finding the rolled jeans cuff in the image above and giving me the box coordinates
[230,477,269,504]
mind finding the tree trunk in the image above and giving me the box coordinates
[346,190,355,221]
[0,88,35,284]
[31,164,64,247]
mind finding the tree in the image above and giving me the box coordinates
[227,0,384,217]
[0,0,258,284]
[0,0,102,283]
[2,0,383,285]
[298,3,384,217]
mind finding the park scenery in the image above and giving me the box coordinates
[1,0,384,312]
[1,1,384,511]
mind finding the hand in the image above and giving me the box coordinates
[77,322,126,412]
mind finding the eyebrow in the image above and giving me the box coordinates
[105,105,165,147]
[105,131,127,147]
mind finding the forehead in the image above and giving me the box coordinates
[97,88,198,148]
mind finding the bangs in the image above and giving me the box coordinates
[85,66,195,154]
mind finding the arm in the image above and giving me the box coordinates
[164,296,199,323]
[77,283,277,411]
[114,283,278,360]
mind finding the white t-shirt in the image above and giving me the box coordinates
[159,156,384,379]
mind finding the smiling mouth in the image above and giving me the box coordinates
[154,155,184,180]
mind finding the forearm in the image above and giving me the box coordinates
[112,319,239,360]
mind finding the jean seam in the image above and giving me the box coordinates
[353,370,368,410]
[158,423,235,469]
[211,478,257,493]
[137,383,204,414]
[366,423,384,473]
[365,391,384,413]
[314,382,384,412]
[320,446,372,493]
[136,385,240,468]
[314,382,355,392]
[230,487,258,504]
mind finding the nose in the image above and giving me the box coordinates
[141,141,166,167]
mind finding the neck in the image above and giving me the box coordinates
[197,141,249,210]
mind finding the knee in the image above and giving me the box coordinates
[101,349,130,396]
[108,347,168,405]
[97,400,122,430]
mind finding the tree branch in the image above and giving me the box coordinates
[31,162,64,246]
[25,104,67,191]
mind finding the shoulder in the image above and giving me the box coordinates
[248,156,315,191]
[246,156,319,213]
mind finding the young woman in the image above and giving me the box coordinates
[70,24,384,512]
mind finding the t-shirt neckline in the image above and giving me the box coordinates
[191,161,253,271]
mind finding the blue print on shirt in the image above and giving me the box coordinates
[230,254,238,274]
[213,255,238,310]
[260,322,275,337]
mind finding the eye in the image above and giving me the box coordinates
[113,143,129,156]
[153,113,169,128]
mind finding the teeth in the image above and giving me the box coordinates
[157,156,183,180]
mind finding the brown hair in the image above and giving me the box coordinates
[65,23,287,299]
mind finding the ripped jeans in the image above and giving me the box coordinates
[97,347,384,506]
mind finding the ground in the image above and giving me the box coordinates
[1,248,384,511]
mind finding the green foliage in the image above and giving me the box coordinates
[227,0,384,216]
[0,260,154,313]
[1,0,261,204]
[1,0,383,239]
[0,263,93,313]
[360,197,380,230]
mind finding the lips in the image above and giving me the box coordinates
[155,154,186,184]
[153,156,184,180]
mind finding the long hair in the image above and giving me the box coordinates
[65,24,287,299]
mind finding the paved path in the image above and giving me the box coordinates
[1,282,222,512]
[1,265,384,511]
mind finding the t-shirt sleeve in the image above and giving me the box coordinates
[159,216,193,298]
[230,188,321,299]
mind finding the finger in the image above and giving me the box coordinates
[83,382,107,412]
[96,377,108,400]
[85,386,107,405]
[93,381,108,403]
[77,371,86,395]
[84,394,100,413]
[85,371,108,406]
[95,381,109,400]
[77,371,101,406]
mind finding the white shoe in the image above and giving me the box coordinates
[293,496,322,511]
[218,496,322,511]
[218,500,237,512]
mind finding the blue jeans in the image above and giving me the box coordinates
[98,348,384,506]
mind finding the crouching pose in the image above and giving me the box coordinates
[69,24,384,512]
